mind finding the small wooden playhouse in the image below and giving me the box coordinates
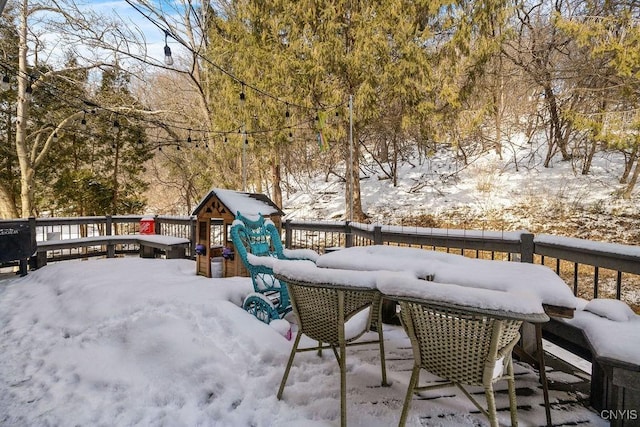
[191,188,284,278]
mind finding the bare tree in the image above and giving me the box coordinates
[1,0,156,217]
[503,0,577,167]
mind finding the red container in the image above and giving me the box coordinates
[139,217,155,235]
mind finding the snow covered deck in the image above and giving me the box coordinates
[0,258,608,426]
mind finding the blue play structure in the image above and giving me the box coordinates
[230,212,293,324]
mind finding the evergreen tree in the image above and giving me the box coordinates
[557,2,640,197]
[53,67,153,215]
[201,0,509,220]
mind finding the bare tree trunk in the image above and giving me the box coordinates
[392,136,398,187]
[15,0,32,217]
[493,56,504,159]
[271,152,282,208]
[0,184,19,219]
[351,135,365,221]
[581,138,597,175]
[344,138,352,220]
[111,130,121,213]
[543,82,571,166]
[493,92,503,159]
[620,145,638,183]
[623,151,640,199]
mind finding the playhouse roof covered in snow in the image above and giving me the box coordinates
[191,188,283,218]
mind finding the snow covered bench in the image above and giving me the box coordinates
[543,298,640,426]
[35,234,190,267]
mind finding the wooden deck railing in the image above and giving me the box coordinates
[283,220,640,309]
[2,215,221,263]
[2,215,639,309]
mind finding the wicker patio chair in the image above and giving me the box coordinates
[274,271,388,427]
[395,297,549,427]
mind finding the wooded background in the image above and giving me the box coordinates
[1,0,639,221]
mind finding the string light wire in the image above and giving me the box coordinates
[0,1,346,151]
[122,0,346,114]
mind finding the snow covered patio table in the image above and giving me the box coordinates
[316,245,577,313]
[316,244,580,426]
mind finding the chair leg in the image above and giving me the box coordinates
[535,323,552,427]
[398,364,420,427]
[339,336,347,427]
[277,331,302,400]
[484,383,499,427]
[507,358,518,427]
[377,321,388,386]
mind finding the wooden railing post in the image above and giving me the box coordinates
[105,215,114,258]
[345,221,353,248]
[154,214,161,235]
[284,219,293,248]
[189,216,196,257]
[520,232,534,263]
[106,215,112,236]
[25,216,37,274]
[28,216,36,247]
[373,225,383,245]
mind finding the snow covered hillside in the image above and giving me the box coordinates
[282,138,640,245]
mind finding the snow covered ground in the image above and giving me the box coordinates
[281,142,640,244]
[0,258,608,426]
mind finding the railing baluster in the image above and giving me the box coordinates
[24,216,640,309]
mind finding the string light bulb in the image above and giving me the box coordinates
[164,31,174,66]
[285,104,290,119]
[24,84,33,101]
[112,120,120,134]
[239,85,245,106]
[80,112,87,130]
[52,132,59,142]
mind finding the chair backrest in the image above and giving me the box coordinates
[398,299,523,386]
[275,274,380,345]
[231,212,285,262]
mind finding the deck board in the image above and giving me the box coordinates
[291,323,606,426]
